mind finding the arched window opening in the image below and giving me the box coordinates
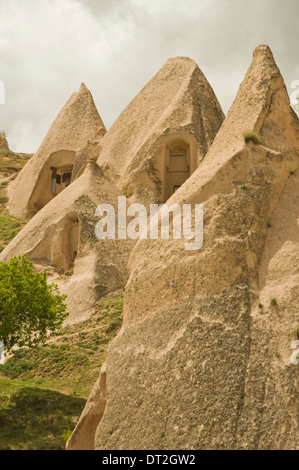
[165,142,190,201]
[50,166,73,195]
[29,150,76,214]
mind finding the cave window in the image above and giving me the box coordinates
[50,167,73,194]
[62,172,72,187]
[164,142,190,201]
[50,167,57,194]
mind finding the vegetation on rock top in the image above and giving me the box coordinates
[243,130,262,144]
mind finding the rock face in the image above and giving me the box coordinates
[67,363,107,450]
[69,46,299,450]
[8,84,106,219]
[0,160,131,323]
[0,133,9,152]
[97,57,224,205]
[1,57,224,323]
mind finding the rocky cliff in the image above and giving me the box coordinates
[68,45,299,450]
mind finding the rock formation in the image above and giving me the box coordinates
[67,45,299,450]
[0,159,131,323]
[8,83,106,219]
[1,57,224,323]
[0,133,9,152]
[96,57,224,205]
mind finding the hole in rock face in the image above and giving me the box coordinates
[50,167,73,194]
[29,150,76,213]
[29,212,80,271]
[164,141,191,202]
[52,213,79,270]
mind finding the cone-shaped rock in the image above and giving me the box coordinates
[2,58,223,325]
[97,57,224,205]
[72,46,299,450]
[8,84,106,219]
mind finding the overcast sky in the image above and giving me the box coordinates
[0,0,298,153]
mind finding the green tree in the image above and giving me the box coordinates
[0,256,68,351]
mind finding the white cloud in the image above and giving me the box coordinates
[0,0,298,152]
[0,0,135,151]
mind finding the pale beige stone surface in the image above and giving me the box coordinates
[96,56,224,205]
[8,83,106,219]
[83,46,299,450]
[66,363,107,450]
[4,45,298,450]
[0,160,131,323]
[1,57,223,324]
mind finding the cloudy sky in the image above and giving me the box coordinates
[0,0,298,153]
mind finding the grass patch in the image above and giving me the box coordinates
[0,289,124,449]
[0,209,27,251]
[0,377,85,450]
[0,150,32,251]
[0,150,124,449]
[243,131,262,144]
[0,289,124,394]
[0,151,32,177]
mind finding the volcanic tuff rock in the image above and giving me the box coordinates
[66,363,107,450]
[0,160,131,323]
[2,57,224,323]
[96,56,224,205]
[8,83,106,219]
[68,45,299,450]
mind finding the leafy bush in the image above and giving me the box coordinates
[0,356,35,379]
[61,426,72,443]
[0,256,68,351]
[13,348,27,359]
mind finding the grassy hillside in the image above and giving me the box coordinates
[0,152,124,449]
[0,289,124,450]
[0,377,85,450]
[0,149,32,252]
